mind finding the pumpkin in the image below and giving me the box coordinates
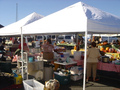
[74,45,77,50]
[60,40,65,43]
[99,43,102,46]
[105,47,109,52]
[103,42,108,45]
[103,50,106,53]
[100,47,104,51]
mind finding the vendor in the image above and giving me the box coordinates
[42,39,54,52]
[42,39,54,59]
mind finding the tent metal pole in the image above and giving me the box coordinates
[42,35,44,44]
[21,27,24,79]
[108,36,109,43]
[91,34,93,41]
[83,30,87,90]
[76,33,78,45]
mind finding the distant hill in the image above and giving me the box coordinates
[0,24,4,28]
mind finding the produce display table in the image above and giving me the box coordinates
[54,48,66,52]
[71,49,85,55]
[73,60,84,66]
[66,60,120,73]
[105,53,120,58]
[97,62,120,73]
[54,61,77,69]
[54,61,77,66]
[57,43,75,47]
[57,43,75,50]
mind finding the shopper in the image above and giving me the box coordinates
[86,42,101,82]
[14,38,29,56]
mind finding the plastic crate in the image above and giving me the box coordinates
[54,72,70,85]
[23,79,44,90]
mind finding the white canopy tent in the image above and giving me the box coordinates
[0,1,120,90]
[0,12,44,36]
[22,2,120,35]
[21,2,120,90]
[0,12,44,80]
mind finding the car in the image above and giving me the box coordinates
[57,35,74,43]
[101,36,118,43]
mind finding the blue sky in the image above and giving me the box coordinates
[0,0,120,26]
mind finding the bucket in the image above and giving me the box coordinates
[14,74,22,85]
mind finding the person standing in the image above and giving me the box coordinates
[42,39,54,59]
[42,39,54,53]
[18,38,29,52]
[74,45,81,61]
[86,42,101,82]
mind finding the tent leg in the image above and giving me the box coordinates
[83,31,87,90]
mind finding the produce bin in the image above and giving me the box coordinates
[23,79,44,90]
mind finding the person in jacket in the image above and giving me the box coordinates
[86,42,101,82]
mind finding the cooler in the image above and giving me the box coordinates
[54,72,71,85]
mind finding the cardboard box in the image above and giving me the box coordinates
[43,52,54,60]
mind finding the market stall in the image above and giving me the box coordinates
[0,1,120,90]
[22,2,120,90]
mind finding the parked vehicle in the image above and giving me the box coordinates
[101,36,118,43]
[57,35,74,43]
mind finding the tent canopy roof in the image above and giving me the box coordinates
[0,12,44,36]
[22,2,120,35]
